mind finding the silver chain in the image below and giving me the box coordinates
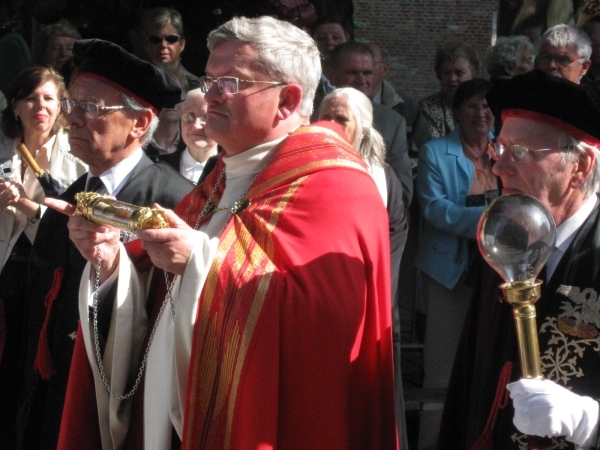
[92,247,172,400]
[92,165,262,399]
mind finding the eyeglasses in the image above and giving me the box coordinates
[536,53,581,68]
[180,111,207,124]
[199,76,285,95]
[488,143,564,161]
[147,34,182,45]
[60,98,129,119]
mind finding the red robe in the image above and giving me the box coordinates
[60,123,399,450]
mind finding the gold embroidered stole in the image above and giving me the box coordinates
[181,125,366,449]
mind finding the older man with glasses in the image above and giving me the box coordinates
[53,16,399,450]
[438,69,600,450]
[535,23,592,83]
[17,38,193,450]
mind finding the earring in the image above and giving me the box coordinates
[14,113,19,122]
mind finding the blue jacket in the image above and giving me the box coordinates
[414,126,486,290]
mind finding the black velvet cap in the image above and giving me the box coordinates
[487,69,600,146]
[72,39,184,114]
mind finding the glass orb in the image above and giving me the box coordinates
[477,194,556,283]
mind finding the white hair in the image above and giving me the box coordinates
[560,133,600,198]
[120,93,159,144]
[540,24,592,59]
[207,16,321,118]
[486,35,535,78]
[318,87,386,166]
[559,132,600,196]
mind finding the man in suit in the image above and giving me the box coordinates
[18,39,193,450]
[326,41,413,206]
[367,42,431,156]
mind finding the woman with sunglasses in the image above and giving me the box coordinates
[414,78,498,449]
[0,65,87,447]
[143,7,200,93]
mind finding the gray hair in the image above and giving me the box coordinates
[539,24,592,59]
[143,7,185,36]
[318,87,386,166]
[559,133,600,196]
[207,16,321,118]
[486,35,535,78]
[120,94,159,144]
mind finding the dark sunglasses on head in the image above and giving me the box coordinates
[147,34,182,45]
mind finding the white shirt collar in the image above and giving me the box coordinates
[39,134,57,164]
[545,194,598,281]
[180,147,213,184]
[87,148,144,196]
[222,135,287,180]
[372,86,382,104]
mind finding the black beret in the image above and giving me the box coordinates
[486,69,600,146]
[72,39,184,113]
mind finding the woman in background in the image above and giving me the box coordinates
[0,65,87,447]
[159,88,219,184]
[32,19,81,84]
[485,35,535,81]
[318,86,409,450]
[415,78,497,449]
[419,43,479,139]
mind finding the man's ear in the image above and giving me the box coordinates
[130,109,153,139]
[381,62,390,77]
[570,147,595,189]
[276,84,303,119]
[580,59,592,77]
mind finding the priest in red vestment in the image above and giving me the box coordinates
[50,16,400,450]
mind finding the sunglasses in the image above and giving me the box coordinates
[147,34,182,45]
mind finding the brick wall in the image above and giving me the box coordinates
[354,0,499,102]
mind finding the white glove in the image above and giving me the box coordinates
[507,378,600,449]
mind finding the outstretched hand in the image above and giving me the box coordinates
[136,205,195,276]
[45,197,120,283]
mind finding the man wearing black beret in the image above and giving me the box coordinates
[439,69,600,450]
[17,39,193,449]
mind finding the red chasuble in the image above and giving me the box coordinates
[59,124,399,450]
[179,124,398,450]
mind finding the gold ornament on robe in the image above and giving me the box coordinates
[74,192,169,232]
